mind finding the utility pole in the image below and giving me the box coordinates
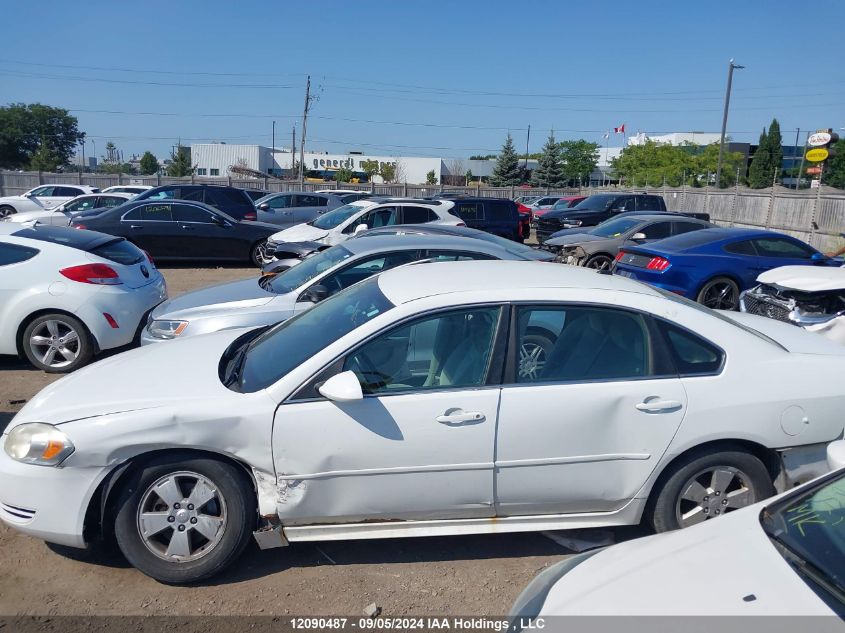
[523,124,531,170]
[716,59,744,188]
[298,75,311,183]
[291,125,296,174]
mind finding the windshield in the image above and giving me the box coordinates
[238,277,394,392]
[267,245,353,294]
[571,195,619,211]
[760,472,845,606]
[310,203,365,230]
[590,217,643,238]
[551,199,574,210]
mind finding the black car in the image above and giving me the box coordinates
[133,185,257,221]
[70,199,279,266]
[446,198,522,241]
[535,193,667,243]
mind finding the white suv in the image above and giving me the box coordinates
[0,185,99,218]
[266,198,463,252]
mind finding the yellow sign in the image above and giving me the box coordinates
[806,148,829,162]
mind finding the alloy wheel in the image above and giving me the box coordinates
[253,241,274,266]
[585,255,613,271]
[699,280,739,310]
[518,342,547,380]
[28,319,81,369]
[136,471,227,562]
[675,466,756,527]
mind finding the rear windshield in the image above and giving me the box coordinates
[571,195,620,210]
[90,239,145,265]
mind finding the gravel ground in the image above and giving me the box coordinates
[0,261,644,618]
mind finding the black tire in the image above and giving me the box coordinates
[0,205,15,218]
[696,276,740,311]
[649,448,774,533]
[584,254,614,271]
[250,240,272,267]
[21,313,94,373]
[113,455,256,584]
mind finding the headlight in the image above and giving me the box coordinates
[147,319,188,339]
[5,423,75,466]
[562,220,582,228]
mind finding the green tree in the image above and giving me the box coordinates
[379,162,396,183]
[360,159,380,182]
[469,154,495,160]
[99,162,135,174]
[559,139,600,184]
[748,127,772,188]
[334,165,353,182]
[767,118,783,184]
[139,151,160,175]
[531,131,566,187]
[489,133,522,186]
[167,144,195,177]
[0,103,84,170]
[826,139,845,189]
[426,169,437,185]
[465,169,473,184]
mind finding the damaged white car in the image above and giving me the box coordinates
[2,261,845,584]
[741,265,845,344]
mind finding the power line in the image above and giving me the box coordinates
[0,70,296,89]
[0,58,303,78]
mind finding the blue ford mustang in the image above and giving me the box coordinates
[612,227,840,310]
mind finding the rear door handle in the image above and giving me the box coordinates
[129,225,143,229]
[636,399,682,413]
[436,410,485,425]
[180,224,195,230]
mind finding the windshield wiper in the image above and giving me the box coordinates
[257,275,276,292]
[763,524,845,604]
[222,344,249,388]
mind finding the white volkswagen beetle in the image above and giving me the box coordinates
[2,261,845,583]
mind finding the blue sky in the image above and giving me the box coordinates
[4,0,844,161]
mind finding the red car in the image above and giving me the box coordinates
[530,196,586,226]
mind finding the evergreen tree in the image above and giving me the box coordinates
[531,131,565,187]
[139,151,160,175]
[167,144,194,177]
[826,139,845,190]
[767,118,783,185]
[426,169,437,185]
[748,128,771,188]
[489,133,522,186]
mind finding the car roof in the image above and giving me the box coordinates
[636,227,789,252]
[616,213,707,223]
[446,197,513,203]
[0,224,116,249]
[341,234,521,258]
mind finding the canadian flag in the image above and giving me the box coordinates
[614,123,626,134]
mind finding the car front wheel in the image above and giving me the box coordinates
[696,277,740,310]
[22,313,93,373]
[649,449,774,532]
[0,205,15,218]
[250,240,274,267]
[584,254,614,271]
[113,455,256,584]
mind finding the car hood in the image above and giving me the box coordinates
[757,265,845,292]
[151,277,274,320]
[2,209,53,223]
[719,310,845,355]
[270,224,329,243]
[7,329,248,427]
[540,507,831,616]
[0,195,28,204]
[544,233,606,248]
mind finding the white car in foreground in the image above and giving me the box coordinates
[266,198,463,255]
[741,265,845,344]
[0,224,166,372]
[1,261,845,583]
[0,184,99,218]
[102,185,153,195]
[509,441,845,623]
[0,192,132,227]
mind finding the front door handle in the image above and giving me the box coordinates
[436,409,485,425]
[180,224,195,230]
[129,225,143,229]
[636,399,682,413]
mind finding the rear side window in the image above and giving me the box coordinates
[640,221,672,239]
[173,204,215,223]
[402,206,437,224]
[489,201,515,221]
[673,221,705,235]
[89,239,144,265]
[454,202,484,221]
[723,240,757,256]
[295,194,327,207]
[99,196,128,208]
[637,196,665,211]
[125,203,173,222]
[0,242,38,266]
[205,188,252,212]
[182,188,205,202]
[55,186,84,197]
[658,321,724,375]
[426,250,495,261]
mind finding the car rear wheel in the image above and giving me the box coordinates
[649,449,774,532]
[696,277,740,310]
[113,455,256,584]
[0,205,15,218]
[250,240,273,267]
[584,254,614,271]
[21,313,94,373]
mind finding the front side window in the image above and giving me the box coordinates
[353,206,398,230]
[125,203,173,222]
[145,187,179,200]
[314,251,420,298]
[453,202,484,221]
[344,307,501,394]
[267,194,292,209]
[514,305,653,383]
[97,196,127,208]
[66,198,97,212]
[173,204,215,223]
[673,221,706,235]
[753,237,816,259]
[29,186,55,197]
[267,245,354,294]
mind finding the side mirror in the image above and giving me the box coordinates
[318,370,363,402]
[811,252,826,262]
[353,223,368,235]
[212,216,228,227]
[630,232,647,241]
[827,440,845,471]
[258,203,270,211]
[301,284,329,303]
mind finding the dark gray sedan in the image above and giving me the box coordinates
[545,213,714,271]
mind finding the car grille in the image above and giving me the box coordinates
[742,293,791,323]
[537,217,563,233]
[0,502,36,524]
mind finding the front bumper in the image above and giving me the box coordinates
[741,286,845,343]
[0,436,107,548]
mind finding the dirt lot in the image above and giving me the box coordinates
[0,263,643,618]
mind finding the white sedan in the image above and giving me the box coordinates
[1,261,844,583]
[0,223,166,372]
[1,192,133,227]
[0,184,98,218]
[509,441,845,623]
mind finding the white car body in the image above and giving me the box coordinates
[0,223,166,364]
[101,185,153,195]
[510,442,845,620]
[1,261,845,581]
[0,193,133,227]
[741,265,845,345]
[0,184,99,217]
[267,199,462,250]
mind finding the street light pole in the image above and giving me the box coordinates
[716,59,744,188]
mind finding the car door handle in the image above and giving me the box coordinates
[436,410,485,425]
[129,225,143,229]
[636,399,682,413]
[180,224,194,230]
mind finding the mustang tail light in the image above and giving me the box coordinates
[615,251,625,261]
[646,256,671,271]
[60,263,122,285]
